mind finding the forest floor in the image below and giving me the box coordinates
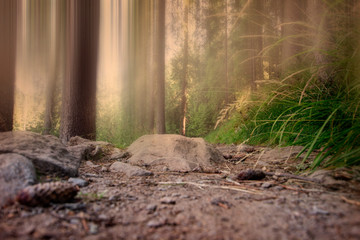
[1,144,360,240]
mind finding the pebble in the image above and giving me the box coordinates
[68,177,89,187]
[160,197,176,205]
[147,218,166,228]
[86,161,99,168]
[101,167,108,172]
[89,223,98,234]
[146,204,157,213]
[171,193,181,197]
[261,182,272,188]
[70,218,80,225]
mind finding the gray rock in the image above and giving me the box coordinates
[68,136,112,161]
[85,161,99,168]
[68,177,89,187]
[0,153,37,207]
[0,131,80,177]
[160,197,176,205]
[109,148,128,160]
[146,204,157,213]
[261,182,272,188]
[109,162,153,177]
[126,134,224,172]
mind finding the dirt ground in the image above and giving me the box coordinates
[1,144,360,240]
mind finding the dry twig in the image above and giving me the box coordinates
[158,181,263,195]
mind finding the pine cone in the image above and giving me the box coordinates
[236,169,266,180]
[16,182,79,207]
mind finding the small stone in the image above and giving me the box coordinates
[160,197,176,205]
[61,203,87,211]
[70,218,80,225]
[171,193,181,197]
[261,182,272,188]
[86,161,99,168]
[89,223,98,234]
[68,177,89,187]
[146,204,157,213]
[109,162,153,177]
[101,167,108,172]
[311,206,330,215]
[147,218,166,228]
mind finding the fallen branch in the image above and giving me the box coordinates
[265,172,321,184]
[158,181,263,195]
[341,196,360,207]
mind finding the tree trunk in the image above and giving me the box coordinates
[224,0,229,102]
[60,0,100,142]
[181,0,189,135]
[281,0,305,72]
[0,0,17,132]
[44,0,63,135]
[153,0,166,134]
[307,0,331,85]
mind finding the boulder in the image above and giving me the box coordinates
[0,153,37,207]
[126,134,224,172]
[0,131,80,177]
[110,162,153,177]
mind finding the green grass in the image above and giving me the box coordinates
[207,76,360,169]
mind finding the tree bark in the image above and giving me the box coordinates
[44,0,63,135]
[0,0,18,132]
[153,0,166,134]
[280,0,305,72]
[60,0,100,142]
[224,0,229,102]
[181,0,189,135]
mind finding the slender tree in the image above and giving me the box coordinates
[44,0,64,135]
[224,0,229,102]
[153,0,166,134]
[60,0,100,142]
[280,0,306,72]
[0,0,18,132]
[180,0,189,135]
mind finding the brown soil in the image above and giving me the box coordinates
[1,145,360,240]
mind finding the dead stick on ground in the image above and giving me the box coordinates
[341,196,360,207]
[158,181,264,195]
[264,172,321,183]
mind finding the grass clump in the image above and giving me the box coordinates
[207,74,360,169]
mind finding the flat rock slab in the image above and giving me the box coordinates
[110,162,153,177]
[0,131,80,177]
[126,134,224,172]
[0,153,37,207]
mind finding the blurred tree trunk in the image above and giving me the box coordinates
[146,1,155,132]
[224,0,229,102]
[247,0,263,90]
[181,0,189,135]
[153,0,166,134]
[307,0,331,85]
[44,0,64,135]
[280,0,305,72]
[60,0,100,142]
[0,0,17,132]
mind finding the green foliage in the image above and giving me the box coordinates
[208,66,360,169]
